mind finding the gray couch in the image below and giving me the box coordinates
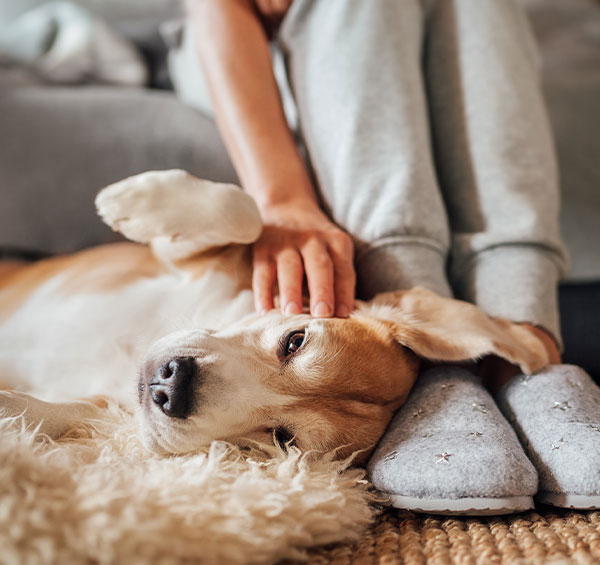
[1,0,599,375]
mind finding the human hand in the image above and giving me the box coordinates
[520,323,561,364]
[252,199,355,318]
[480,323,561,392]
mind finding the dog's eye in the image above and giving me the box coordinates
[273,426,294,449]
[284,330,306,357]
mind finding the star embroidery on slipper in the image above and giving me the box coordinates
[472,403,488,414]
[588,424,600,433]
[520,375,532,385]
[435,452,452,464]
[422,432,434,438]
[468,431,483,437]
[566,378,582,389]
[551,438,566,451]
[552,401,571,411]
[413,408,425,419]
[440,383,455,390]
[383,450,398,462]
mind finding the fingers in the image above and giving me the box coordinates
[252,226,355,319]
[252,252,276,314]
[276,248,304,315]
[301,239,335,318]
[328,233,356,318]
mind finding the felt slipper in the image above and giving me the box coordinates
[497,364,600,509]
[368,367,538,515]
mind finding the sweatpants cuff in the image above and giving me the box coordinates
[355,241,451,300]
[453,246,563,348]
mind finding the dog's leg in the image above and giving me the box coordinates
[95,170,263,262]
[0,390,108,439]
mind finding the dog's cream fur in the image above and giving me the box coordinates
[0,170,549,463]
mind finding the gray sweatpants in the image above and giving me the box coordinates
[171,0,568,343]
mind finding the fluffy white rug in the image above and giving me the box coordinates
[0,403,378,564]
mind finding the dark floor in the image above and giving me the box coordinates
[560,282,600,382]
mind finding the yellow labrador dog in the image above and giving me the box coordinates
[0,170,548,462]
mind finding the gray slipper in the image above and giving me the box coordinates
[497,364,600,509]
[367,367,538,515]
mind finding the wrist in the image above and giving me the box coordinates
[247,181,322,218]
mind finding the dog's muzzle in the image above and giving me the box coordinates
[143,357,196,419]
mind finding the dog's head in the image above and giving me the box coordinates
[137,287,548,462]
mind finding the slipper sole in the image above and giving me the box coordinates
[537,493,600,510]
[388,493,534,516]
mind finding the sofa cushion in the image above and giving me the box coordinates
[0,85,236,254]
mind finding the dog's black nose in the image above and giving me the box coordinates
[149,357,195,418]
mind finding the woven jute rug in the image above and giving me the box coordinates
[302,507,600,564]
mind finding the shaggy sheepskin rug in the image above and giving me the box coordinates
[0,403,378,564]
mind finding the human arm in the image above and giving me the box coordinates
[185,0,355,317]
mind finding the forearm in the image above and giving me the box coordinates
[186,0,317,212]
[186,0,356,318]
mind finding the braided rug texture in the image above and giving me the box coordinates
[302,508,600,564]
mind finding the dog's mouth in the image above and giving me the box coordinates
[139,408,195,455]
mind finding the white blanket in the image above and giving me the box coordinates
[0,1,146,85]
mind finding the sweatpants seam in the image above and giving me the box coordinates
[451,243,564,347]
[355,237,448,264]
[452,243,565,286]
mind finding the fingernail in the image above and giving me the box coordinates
[336,305,350,318]
[313,301,332,317]
[284,302,301,315]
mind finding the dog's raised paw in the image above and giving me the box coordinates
[95,169,262,248]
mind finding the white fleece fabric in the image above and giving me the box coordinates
[0,404,378,564]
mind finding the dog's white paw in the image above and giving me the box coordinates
[0,391,104,438]
[95,169,263,249]
[0,390,49,433]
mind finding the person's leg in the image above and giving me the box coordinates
[424,0,567,343]
[277,0,451,299]
[425,0,599,509]
[278,0,541,515]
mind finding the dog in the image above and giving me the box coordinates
[0,170,549,463]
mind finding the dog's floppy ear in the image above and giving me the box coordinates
[358,287,549,374]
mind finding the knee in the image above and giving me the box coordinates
[279,0,424,46]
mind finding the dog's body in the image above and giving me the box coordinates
[0,242,252,403]
[0,170,549,461]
